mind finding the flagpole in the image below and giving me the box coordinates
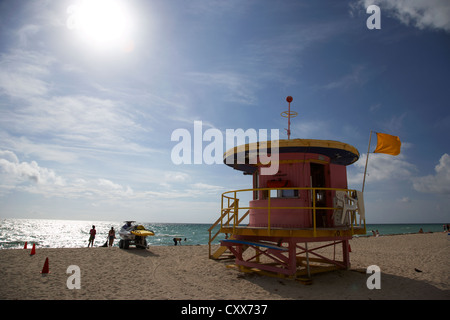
[362,131,373,193]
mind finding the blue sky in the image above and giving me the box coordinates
[0,0,449,224]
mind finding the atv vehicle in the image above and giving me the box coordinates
[118,221,154,249]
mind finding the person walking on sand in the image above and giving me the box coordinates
[108,227,116,247]
[88,225,96,247]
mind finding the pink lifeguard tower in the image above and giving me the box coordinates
[209,97,366,280]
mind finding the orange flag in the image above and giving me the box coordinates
[374,132,401,156]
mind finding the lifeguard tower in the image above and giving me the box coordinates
[208,97,366,280]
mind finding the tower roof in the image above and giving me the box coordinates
[223,138,360,173]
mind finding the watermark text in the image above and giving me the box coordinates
[171,121,279,175]
[366,265,381,289]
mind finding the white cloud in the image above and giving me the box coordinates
[0,48,158,162]
[0,150,223,204]
[186,72,260,105]
[0,133,81,164]
[164,171,190,182]
[0,72,49,98]
[0,150,19,163]
[190,182,225,194]
[399,197,411,203]
[0,151,65,186]
[322,65,368,90]
[0,93,154,159]
[413,153,450,195]
[290,120,361,142]
[16,24,41,47]
[349,152,416,185]
[355,0,450,33]
[0,150,134,199]
[349,152,450,198]
[290,120,332,140]
[377,113,407,134]
[0,50,54,98]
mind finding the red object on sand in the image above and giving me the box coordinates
[30,243,36,256]
[24,242,27,249]
[40,257,50,274]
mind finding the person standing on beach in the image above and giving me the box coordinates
[88,225,96,247]
[108,227,116,247]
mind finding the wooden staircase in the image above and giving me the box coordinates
[210,236,235,259]
[208,201,249,259]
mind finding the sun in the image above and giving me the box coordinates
[67,0,134,52]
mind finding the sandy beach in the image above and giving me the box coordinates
[0,232,448,300]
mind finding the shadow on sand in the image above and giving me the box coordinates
[120,247,160,257]
[230,268,450,300]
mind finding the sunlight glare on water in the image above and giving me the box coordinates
[0,219,119,249]
[0,219,219,249]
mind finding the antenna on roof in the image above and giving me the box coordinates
[281,96,298,139]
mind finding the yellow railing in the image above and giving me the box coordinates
[217,187,365,235]
[209,187,366,259]
[208,200,249,257]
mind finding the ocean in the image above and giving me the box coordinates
[0,218,447,249]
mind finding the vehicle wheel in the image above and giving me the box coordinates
[119,240,124,249]
[124,240,130,249]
